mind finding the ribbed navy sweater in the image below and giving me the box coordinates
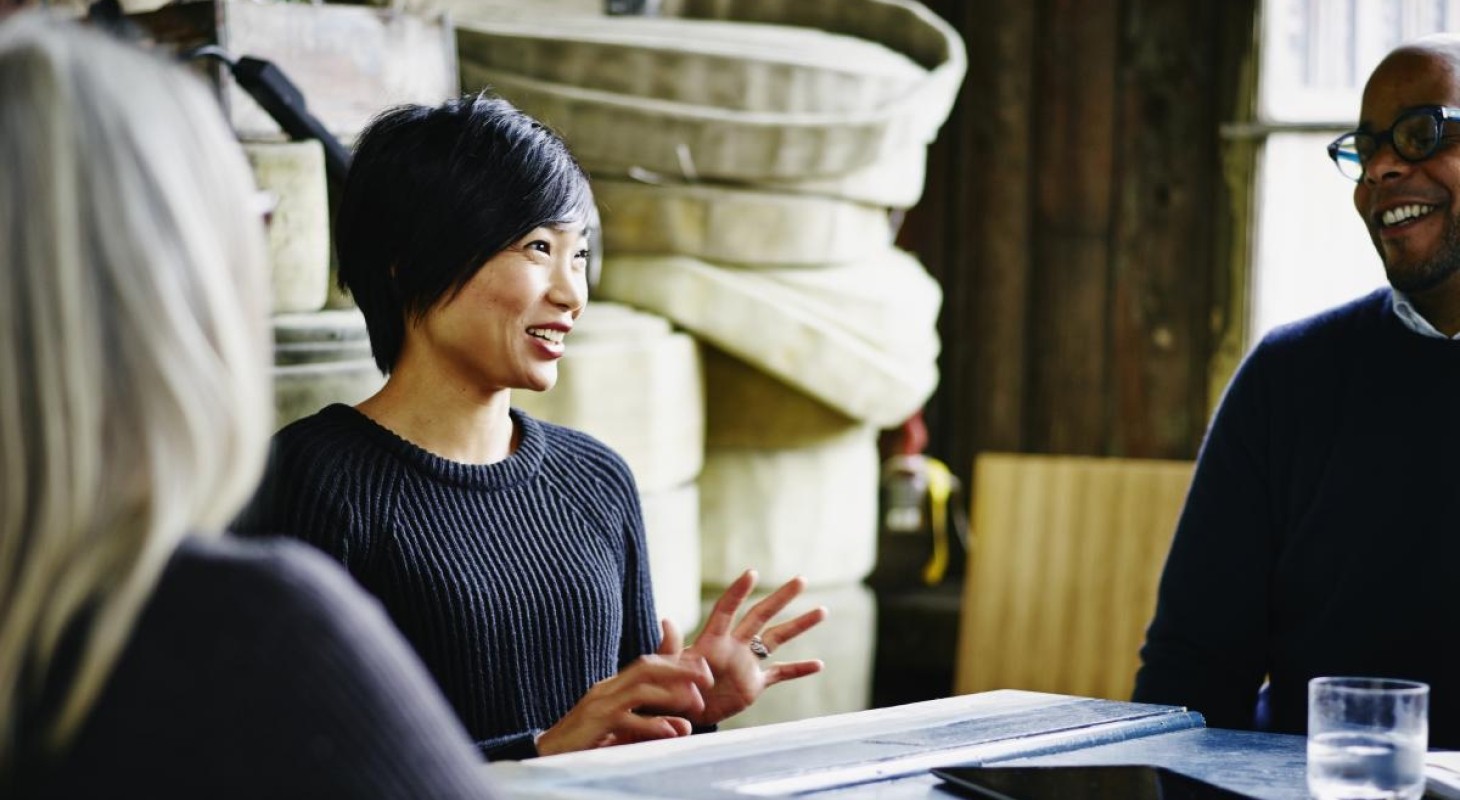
[233,405,659,760]
[12,536,496,798]
[1134,289,1460,746]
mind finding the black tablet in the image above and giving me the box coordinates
[930,764,1256,800]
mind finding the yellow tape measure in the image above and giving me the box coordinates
[921,457,954,586]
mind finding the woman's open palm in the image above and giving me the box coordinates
[680,569,828,726]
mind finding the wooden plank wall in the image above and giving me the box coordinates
[899,0,1259,486]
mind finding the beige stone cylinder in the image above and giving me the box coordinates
[272,309,384,428]
[641,481,701,635]
[324,248,357,310]
[597,250,940,428]
[245,140,330,313]
[593,178,893,266]
[699,424,879,589]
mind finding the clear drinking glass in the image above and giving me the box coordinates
[1307,677,1429,800]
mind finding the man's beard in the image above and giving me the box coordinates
[1385,209,1460,293]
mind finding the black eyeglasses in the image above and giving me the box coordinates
[1328,105,1460,182]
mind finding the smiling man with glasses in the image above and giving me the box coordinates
[1133,34,1460,748]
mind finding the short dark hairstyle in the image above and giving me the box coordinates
[336,93,593,374]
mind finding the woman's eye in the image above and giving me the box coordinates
[526,240,551,255]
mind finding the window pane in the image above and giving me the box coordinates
[1259,0,1460,122]
[1251,133,1386,340]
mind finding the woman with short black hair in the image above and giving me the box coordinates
[237,93,827,760]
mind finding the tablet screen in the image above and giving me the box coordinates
[930,764,1255,800]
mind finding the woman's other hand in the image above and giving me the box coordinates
[534,648,712,755]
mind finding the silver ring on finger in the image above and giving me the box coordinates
[748,634,770,660]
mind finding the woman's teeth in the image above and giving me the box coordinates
[527,327,564,345]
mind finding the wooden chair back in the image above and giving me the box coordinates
[954,452,1194,700]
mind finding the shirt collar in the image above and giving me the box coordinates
[1391,289,1460,340]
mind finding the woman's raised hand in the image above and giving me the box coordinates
[681,569,828,726]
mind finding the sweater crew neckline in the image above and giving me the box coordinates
[1373,289,1460,356]
[319,403,547,492]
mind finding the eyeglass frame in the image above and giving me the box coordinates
[1326,104,1460,182]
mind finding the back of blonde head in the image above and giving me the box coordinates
[0,13,272,767]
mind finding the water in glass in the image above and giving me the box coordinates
[1307,730,1425,800]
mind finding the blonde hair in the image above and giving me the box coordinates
[0,14,272,767]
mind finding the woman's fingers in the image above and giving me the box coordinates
[663,715,694,737]
[612,655,712,710]
[657,617,683,656]
[761,606,829,651]
[539,656,713,755]
[620,657,712,693]
[610,714,693,744]
[732,575,808,640]
[614,676,705,717]
[699,569,757,638]
[764,659,825,687]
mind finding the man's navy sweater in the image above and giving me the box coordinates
[1134,288,1460,746]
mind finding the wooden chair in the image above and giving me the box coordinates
[954,452,1194,701]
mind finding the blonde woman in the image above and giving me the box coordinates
[0,15,497,797]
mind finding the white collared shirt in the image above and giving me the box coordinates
[1392,289,1460,340]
